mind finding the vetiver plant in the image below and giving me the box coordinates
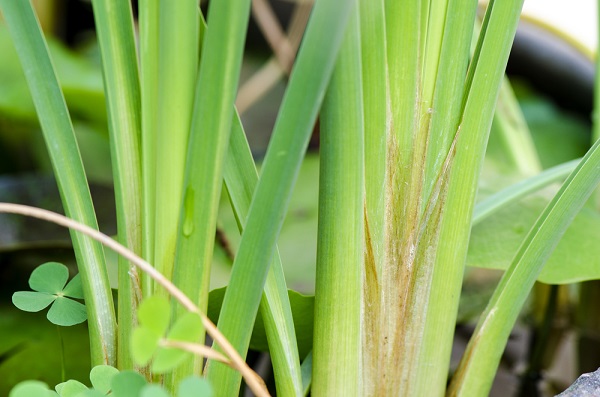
[1,0,600,395]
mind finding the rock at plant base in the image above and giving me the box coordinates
[557,368,600,396]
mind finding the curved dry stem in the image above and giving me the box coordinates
[0,203,269,397]
[159,340,232,366]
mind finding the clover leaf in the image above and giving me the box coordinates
[12,262,87,326]
[131,296,203,374]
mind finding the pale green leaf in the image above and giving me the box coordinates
[110,371,147,397]
[57,380,88,397]
[89,365,119,394]
[9,381,52,397]
[47,298,87,326]
[62,274,85,300]
[29,262,68,294]
[131,327,160,366]
[177,377,212,397]
[12,291,55,312]
[137,296,170,336]
[140,384,170,397]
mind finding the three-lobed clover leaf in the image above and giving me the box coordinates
[131,296,203,374]
[12,262,87,326]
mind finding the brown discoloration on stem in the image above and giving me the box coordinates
[363,205,381,396]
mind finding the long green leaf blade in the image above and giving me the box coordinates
[171,0,251,383]
[90,0,143,370]
[0,0,115,366]
[205,0,357,393]
[223,114,303,396]
[312,9,364,396]
[153,0,199,289]
[449,135,600,397]
[419,1,524,394]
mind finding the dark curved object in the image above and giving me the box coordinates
[507,19,595,117]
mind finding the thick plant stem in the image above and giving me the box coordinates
[312,9,364,396]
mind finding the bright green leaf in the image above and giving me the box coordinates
[29,262,69,294]
[47,297,87,326]
[12,291,56,312]
[167,312,202,342]
[177,377,212,397]
[62,274,84,300]
[110,371,147,397]
[151,313,201,373]
[140,384,170,397]
[89,365,119,394]
[131,327,160,366]
[137,296,171,336]
[9,381,52,397]
[151,347,191,375]
[57,379,88,397]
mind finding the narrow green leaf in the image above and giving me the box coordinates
[470,196,600,284]
[153,0,199,289]
[312,8,363,396]
[450,133,600,397]
[300,351,313,397]
[47,297,87,326]
[89,0,143,370]
[12,292,56,312]
[0,0,115,365]
[89,365,119,394]
[472,159,580,225]
[170,0,250,384]
[29,262,68,294]
[420,1,524,394]
[223,113,303,395]
[205,1,356,394]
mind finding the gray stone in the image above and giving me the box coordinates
[557,368,600,396]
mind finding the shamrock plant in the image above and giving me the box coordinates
[12,262,87,327]
[9,365,213,397]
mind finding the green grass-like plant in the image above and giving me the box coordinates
[1,0,600,396]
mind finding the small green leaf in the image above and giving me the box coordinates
[62,274,84,299]
[177,377,212,397]
[110,371,147,397]
[131,327,161,366]
[151,313,202,373]
[47,297,87,326]
[56,379,88,397]
[167,312,202,341]
[29,262,69,294]
[140,384,170,397]
[74,390,105,397]
[151,347,190,374]
[137,296,171,336]
[89,365,119,394]
[9,380,52,397]
[12,291,56,312]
